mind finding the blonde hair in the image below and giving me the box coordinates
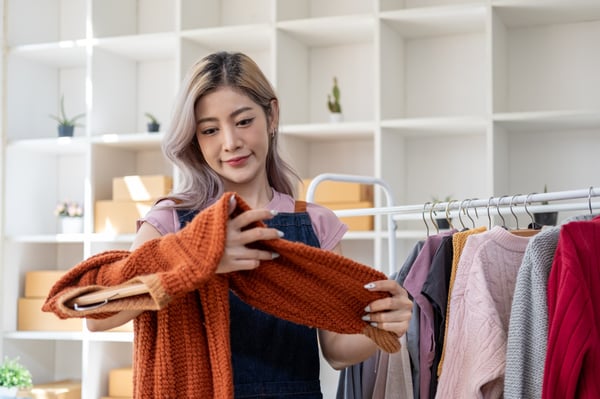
[162,51,299,210]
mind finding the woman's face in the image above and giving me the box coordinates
[194,86,271,191]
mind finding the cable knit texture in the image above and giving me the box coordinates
[43,192,399,399]
[435,227,530,399]
[542,217,600,398]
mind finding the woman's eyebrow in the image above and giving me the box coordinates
[196,106,254,125]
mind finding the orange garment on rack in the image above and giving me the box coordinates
[42,192,400,399]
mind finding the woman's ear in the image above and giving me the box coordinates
[268,99,279,131]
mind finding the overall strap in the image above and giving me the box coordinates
[294,200,307,213]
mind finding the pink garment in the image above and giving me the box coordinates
[139,189,348,251]
[436,227,530,399]
[542,217,600,398]
[404,230,455,399]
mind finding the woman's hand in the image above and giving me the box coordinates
[362,279,412,337]
[216,196,283,274]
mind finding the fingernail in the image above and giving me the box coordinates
[271,252,280,259]
[229,195,236,206]
[364,283,376,289]
[361,315,370,321]
[370,322,378,328]
[276,230,285,237]
[364,305,371,312]
[270,210,278,216]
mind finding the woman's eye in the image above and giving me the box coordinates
[200,127,217,135]
[238,117,254,127]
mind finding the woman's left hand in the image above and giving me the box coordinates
[362,280,412,337]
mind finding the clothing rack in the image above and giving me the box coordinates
[307,173,600,275]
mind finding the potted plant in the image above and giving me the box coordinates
[54,200,84,234]
[49,95,85,137]
[534,184,558,226]
[145,112,160,133]
[432,195,453,229]
[327,77,343,123]
[0,357,33,397]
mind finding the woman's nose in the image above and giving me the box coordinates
[222,126,241,150]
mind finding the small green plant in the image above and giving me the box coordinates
[0,357,33,388]
[49,95,85,127]
[541,184,549,205]
[144,112,159,125]
[327,77,342,114]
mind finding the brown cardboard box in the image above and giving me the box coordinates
[18,298,82,331]
[108,368,133,397]
[325,201,374,231]
[113,174,172,201]
[95,200,153,234]
[19,380,81,399]
[25,270,66,298]
[298,179,373,203]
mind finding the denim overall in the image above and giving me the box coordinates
[178,201,323,398]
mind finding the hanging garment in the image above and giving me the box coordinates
[504,214,594,399]
[435,226,530,399]
[436,226,486,378]
[404,230,456,399]
[542,216,600,399]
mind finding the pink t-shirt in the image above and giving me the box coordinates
[137,189,348,251]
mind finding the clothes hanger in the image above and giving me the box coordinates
[509,193,540,237]
[487,196,494,230]
[430,200,440,235]
[465,198,478,229]
[423,201,431,237]
[445,199,457,230]
[524,192,543,230]
[495,195,508,229]
[458,199,469,230]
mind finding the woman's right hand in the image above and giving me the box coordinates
[216,195,282,274]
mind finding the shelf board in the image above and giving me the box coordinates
[90,233,136,243]
[380,3,486,37]
[7,136,89,154]
[493,110,600,131]
[91,133,164,150]
[381,116,487,136]
[87,331,133,342]
[493,0,600,27]
[182,24,272,51]
[8,40,88,67]
[277,14,374,46]
[281,121,375,140]
[3,331,85,341]
[93,32,178,61]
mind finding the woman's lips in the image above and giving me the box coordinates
[224,155,250,167]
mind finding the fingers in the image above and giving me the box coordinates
[362,280,413,336]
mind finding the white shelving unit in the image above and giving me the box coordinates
[2,1,600,397]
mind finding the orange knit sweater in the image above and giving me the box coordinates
[43,192,399,398]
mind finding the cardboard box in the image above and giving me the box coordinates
[298,179,373,203]
[108,368,134,397]
[19,380,81,399]
[18,298,82,332]
[25,270,66,298]
[95,200,153,234]
[325,201,374,231]
[113,174,172,201]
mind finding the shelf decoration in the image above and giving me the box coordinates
[327,77,343,123]
[49,95,85,138]
[54,200,84,234]
[0,356,33,398]
[145,112,160,133]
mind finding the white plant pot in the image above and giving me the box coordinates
[0,387,18,398]
[60,217,83,234]
[329,112,343,123]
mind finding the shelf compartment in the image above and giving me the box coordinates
[492,0,600,113]
[91,0,176,38]
[381,116,487,136]
[6,0,86,46]
[276,16,376,125]
[181,0,273,30]
[380,0,486,12]
[380,4,487,119]
[281,121,376,140]
[276,0,373,21]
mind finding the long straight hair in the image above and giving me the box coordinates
[162,51,299,210]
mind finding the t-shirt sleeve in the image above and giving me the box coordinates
[137,200,180,235]
[306,202,348,250]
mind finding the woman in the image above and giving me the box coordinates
[84,51,412,397]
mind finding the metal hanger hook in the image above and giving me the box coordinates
[430,201,440,234]
[524,193,536,227]
[509,194,521,229]
[445,199,457,230]
[459,199,470,230]
[589,186,594,215]
[496,195,508,228]
[466,198,477,228]
[487,196,494,229]
[423,201,431,237]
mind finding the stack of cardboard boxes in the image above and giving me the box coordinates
[18,270,81,332]
[95,174,173,234]
[297,178,374,231]
[101,367,133,399]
